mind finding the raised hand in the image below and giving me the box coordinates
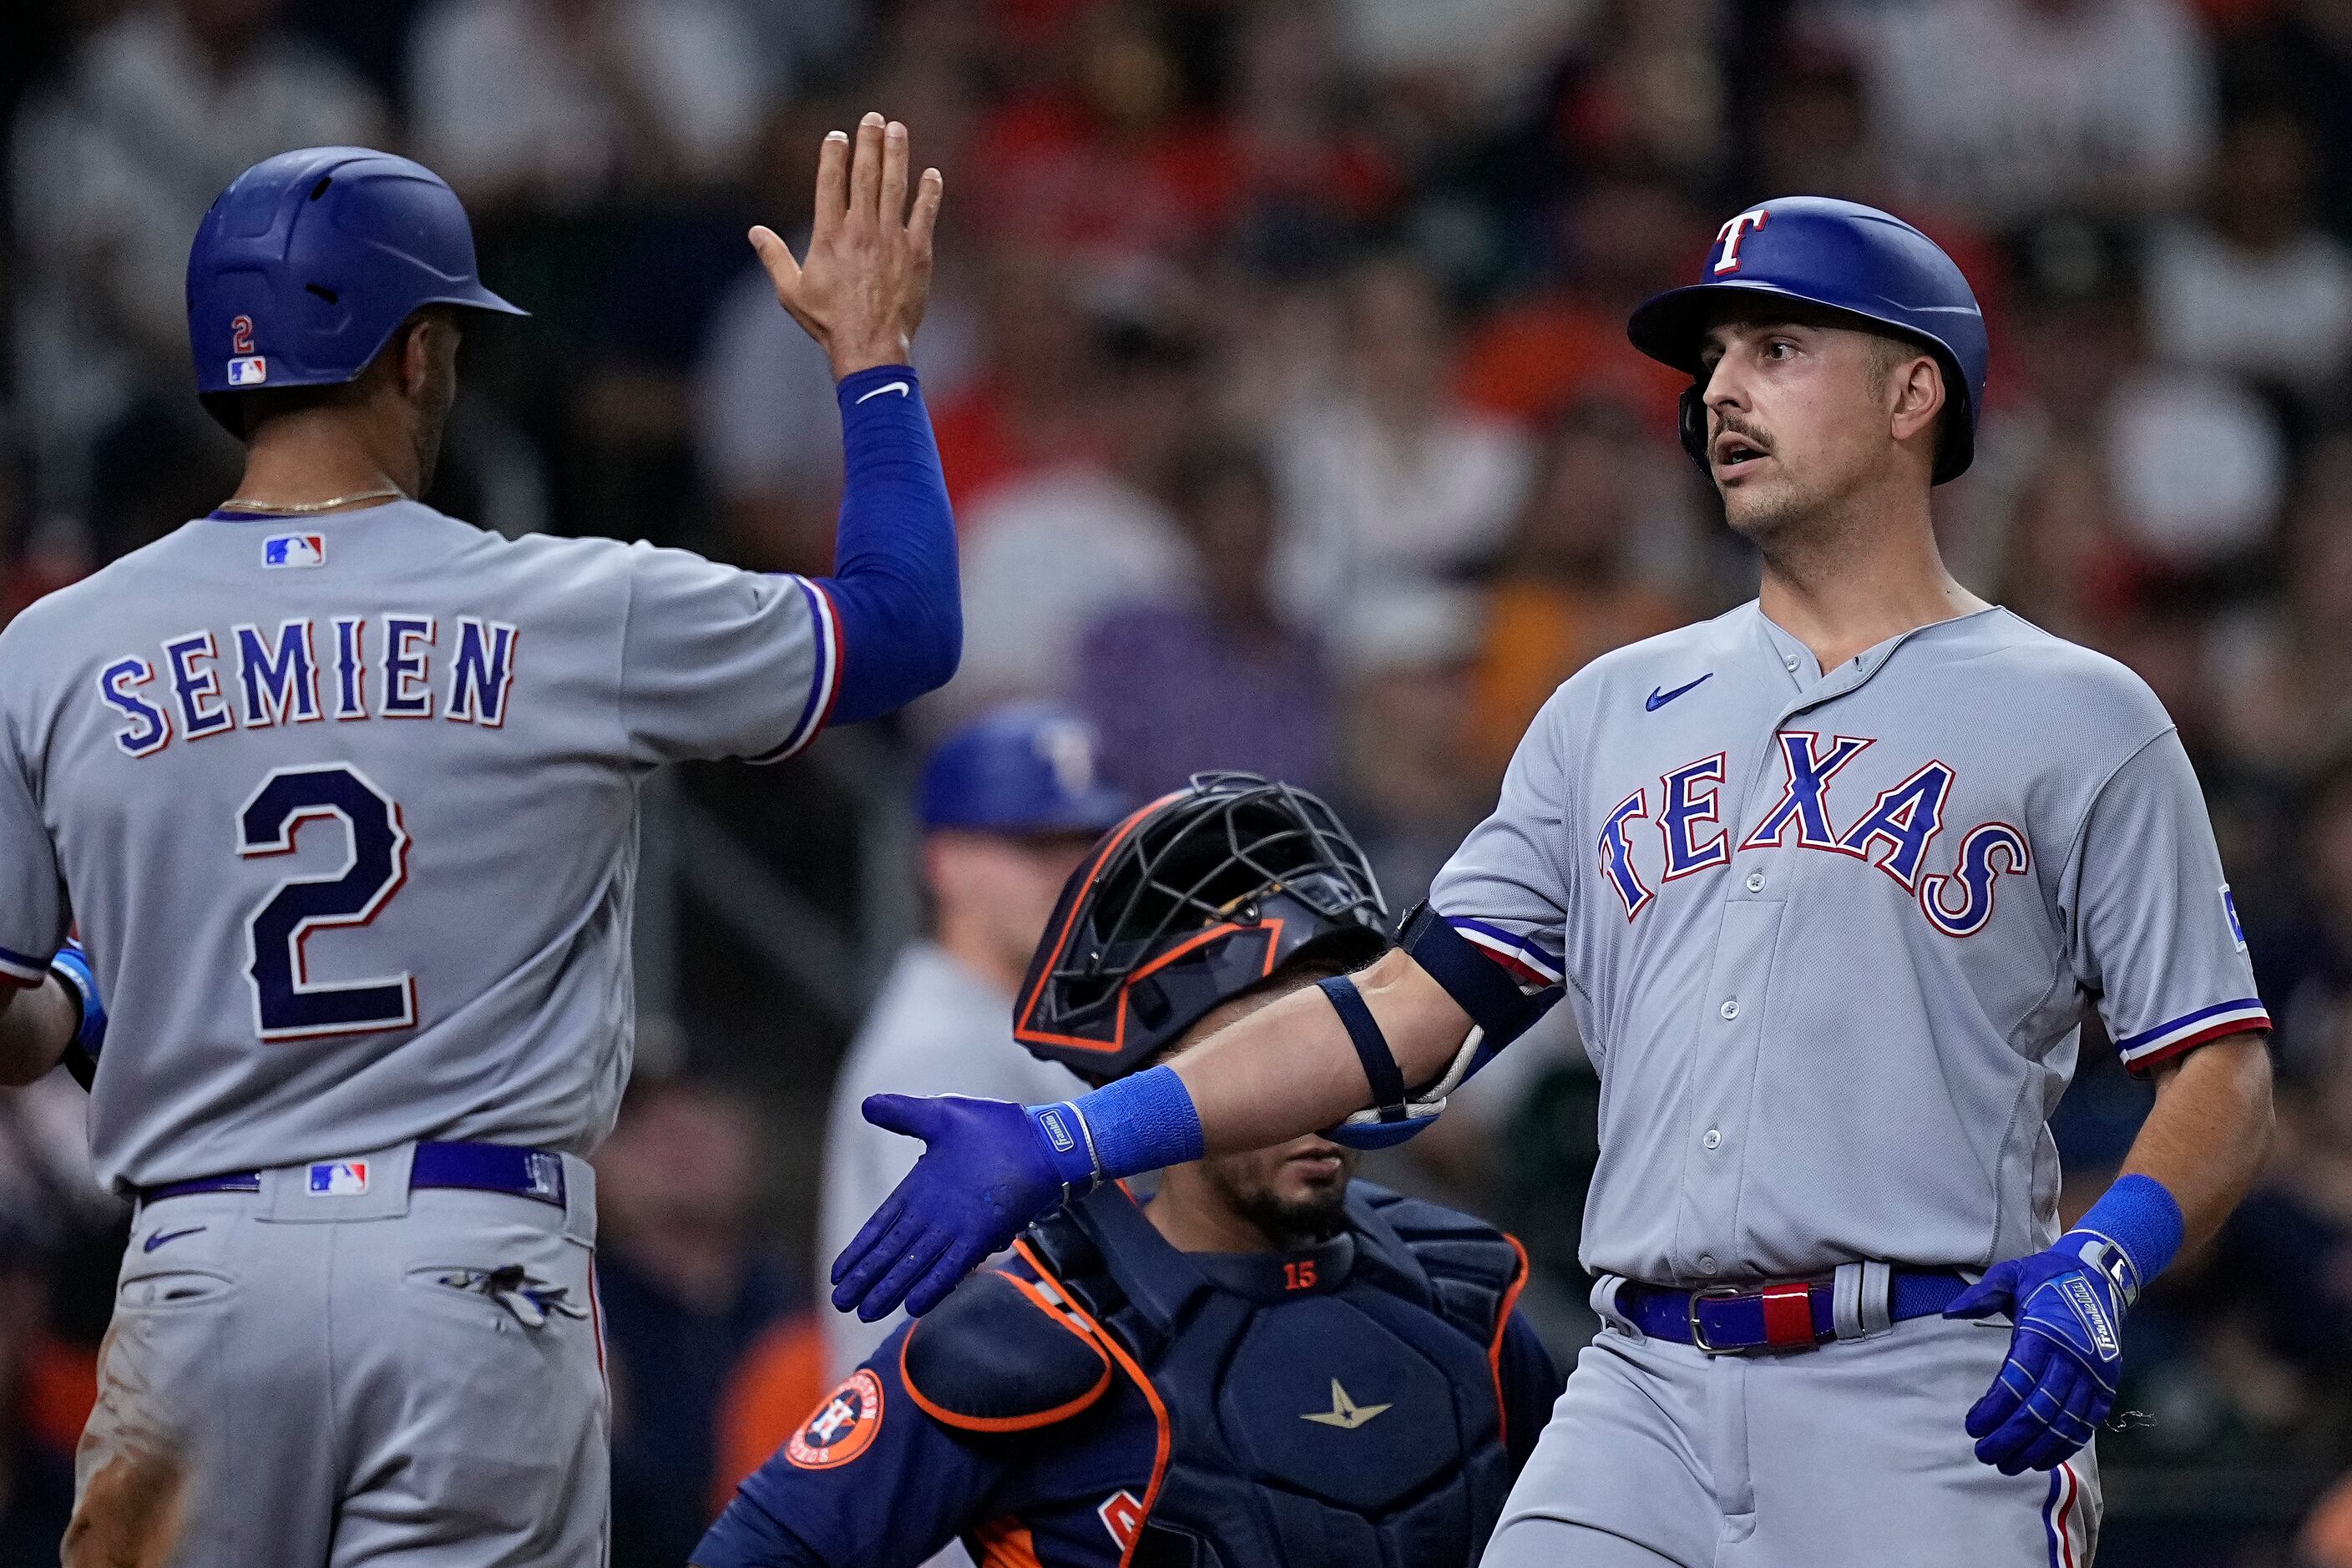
[829,1094,1074,1322]
[751,113,943,380]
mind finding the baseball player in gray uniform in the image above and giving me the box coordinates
[818,703,1125,1380]
[827,199,2276,1567]
[0,117,959,1566]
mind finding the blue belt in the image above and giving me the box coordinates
[140,1141,568,1208]
[1616,1269,1966,1354]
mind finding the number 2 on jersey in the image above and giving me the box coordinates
[237,764,416,1040]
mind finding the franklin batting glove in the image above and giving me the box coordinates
[1945,1175,2183,1474]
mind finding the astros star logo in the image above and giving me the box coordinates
[1301,1378,1391,1429]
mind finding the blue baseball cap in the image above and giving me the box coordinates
[1626,196,1989,483]
[918,704,1131,836]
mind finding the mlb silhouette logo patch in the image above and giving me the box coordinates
[264,534,325,569]
[307,1161,369,1196]
[227,356,268,386]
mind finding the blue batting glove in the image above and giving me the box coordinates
[828,1095,1085,1323]
[1945,1232,2141,1474]
[48,941,105,1055]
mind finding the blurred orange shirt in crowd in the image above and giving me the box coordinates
[711,1312,829,1515]
[1454,302,1687,431]
[1468,577,1690,775]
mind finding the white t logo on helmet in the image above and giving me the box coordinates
[1714,210,1770,274]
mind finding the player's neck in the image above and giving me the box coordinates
[1145,1166,1279,1254]
[234,409,419,513]
[1754,494,1986,671]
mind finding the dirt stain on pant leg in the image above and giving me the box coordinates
[63,1319,189,1568]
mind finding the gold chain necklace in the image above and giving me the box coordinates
[218,485,407,515]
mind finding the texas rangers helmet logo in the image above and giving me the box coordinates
[1714,210,1768,273]
[787,1369,885,1469]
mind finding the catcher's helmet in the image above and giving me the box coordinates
[186,147,525,432]
[1626,196,1988,483]
[1014,773,1389,1085]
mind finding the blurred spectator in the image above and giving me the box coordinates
[1982,216,2288,580]
[8,0,385,534]
[1332,582,1490,905]
[1072,443,1336,797]
[1454,173,1695,431]
[1465,401,1695,773]
[0,1222,73,1567]
[1996,441,2157,646]
[963,2,1217,264]
[817,706,1124,1377]
[948,292,1203,711]
[594,1078,799,1568]
[1527,0,1727,187]
[694,78,987,574]
[2223,442,2352,777]
[1823,0,2216,225]
[1274,255,1531,629]
[920,243,1101,513]
[407,0,770,212]
[2146,111,2352,399]
[2218,0,2352,245]
[2251,762,2352,1083]
[1334,0,1594,135]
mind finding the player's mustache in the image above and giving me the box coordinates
[1712,412,1772,453]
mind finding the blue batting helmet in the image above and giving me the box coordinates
[917,704,1131,837]
[186,147,524,427]
[1626,196,1989,484]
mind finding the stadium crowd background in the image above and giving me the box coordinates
[3,0,2352,1562]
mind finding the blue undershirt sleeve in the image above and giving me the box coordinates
[816,365,962,724]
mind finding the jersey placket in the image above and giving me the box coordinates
[1666,621,1909,1284]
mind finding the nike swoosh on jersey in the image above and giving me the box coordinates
[855,380,913,403]
[1645,674,1713,711]
[143,1226,207,1253]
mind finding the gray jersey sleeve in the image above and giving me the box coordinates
[619,543,837,767]
[2065,728,2269,1075]
[0,707,63,984]
[1427,685,1581,993]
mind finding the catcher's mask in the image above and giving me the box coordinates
[1014,772,1389,1084]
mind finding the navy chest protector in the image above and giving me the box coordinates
[1026,1182,1524,1568]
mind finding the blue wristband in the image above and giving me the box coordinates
[2067,1173,2184,1302]
[48,942,105,1055]
[1027,1065,1206,1188]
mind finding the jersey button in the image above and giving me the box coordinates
[1719,999,1740,1020]
[1745,872,1765,893]
[1703,1128,1722,1150]
[1783,655,1800,672]
[1697,1255,1719,1276]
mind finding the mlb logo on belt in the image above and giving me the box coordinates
[308,1161,369,1196]
[264,534,326,569]
[227,355,268,386]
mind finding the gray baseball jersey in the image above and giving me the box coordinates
[0,500,840,1192]
[1430,600,2267,1287]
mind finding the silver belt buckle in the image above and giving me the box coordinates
[1687,1284,1747,1355]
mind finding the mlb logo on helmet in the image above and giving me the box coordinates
[226,356,268,386]
[307,1161,370,1196]
[263,534,326,569]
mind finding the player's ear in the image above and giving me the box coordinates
[1889,355,1945,447]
